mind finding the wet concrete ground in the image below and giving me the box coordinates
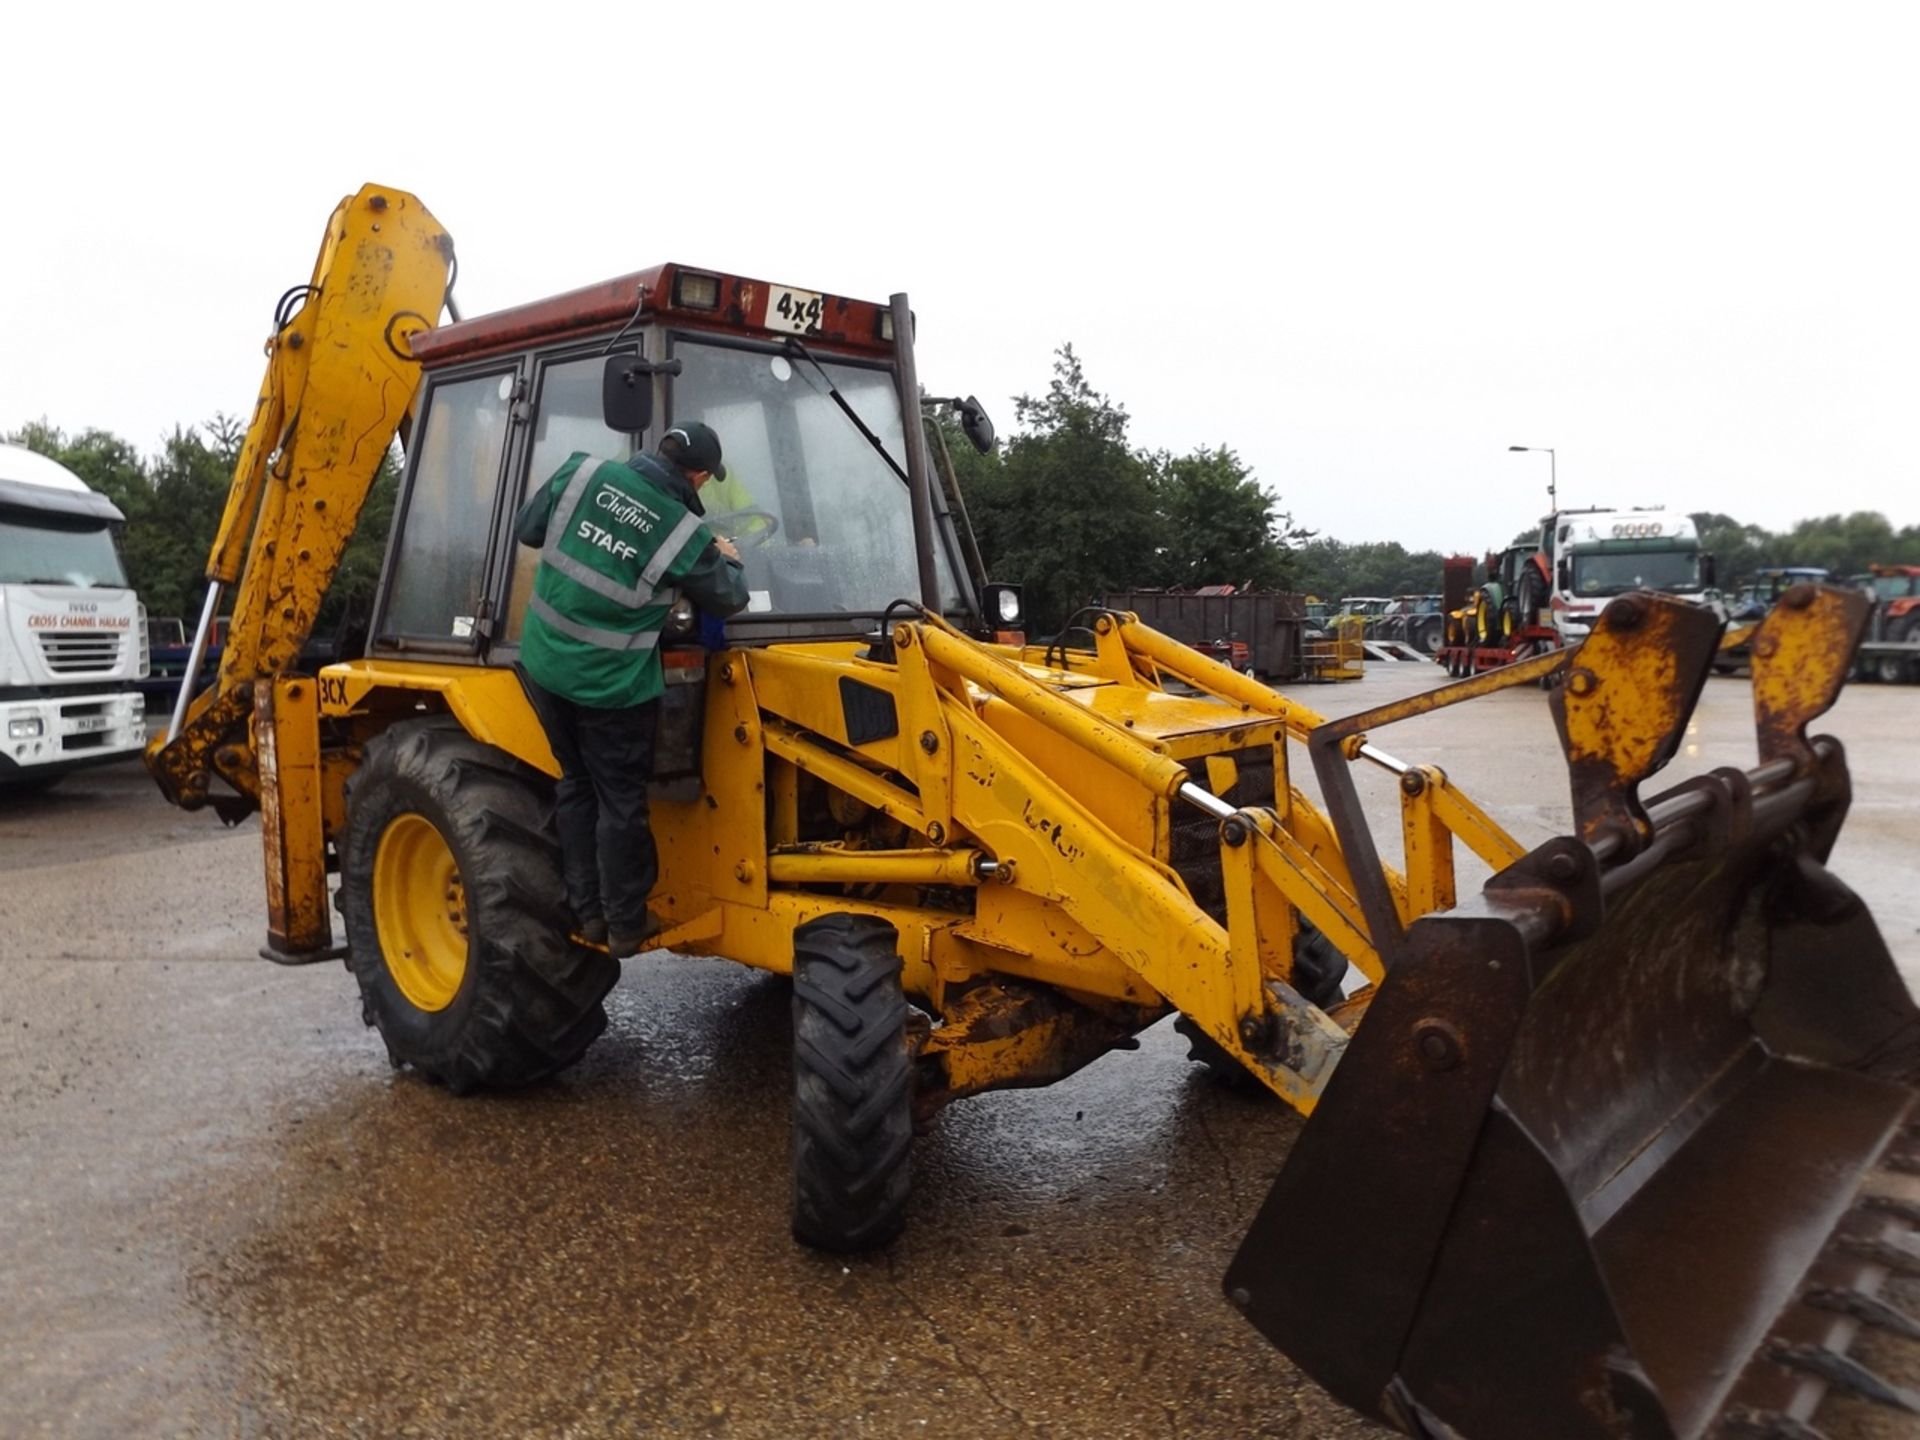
[1,667,1915,1438]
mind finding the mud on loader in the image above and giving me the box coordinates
[149,186,1920,1438]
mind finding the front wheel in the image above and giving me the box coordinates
[340,720,619,1093]
[1176,919,1350,1088]
[790,913,913,1251]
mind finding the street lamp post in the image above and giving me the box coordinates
[1508,445,1556,509]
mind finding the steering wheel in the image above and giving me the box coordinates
[716,508,780,550]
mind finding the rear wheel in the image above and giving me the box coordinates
[791,913,913,1251]
[340,719,619,1093]
[1515,566,1548,634]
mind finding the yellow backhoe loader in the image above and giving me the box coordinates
[149,185,1919,1438]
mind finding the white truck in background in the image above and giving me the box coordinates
[0,442,148,790]
[1533,506,1714,641]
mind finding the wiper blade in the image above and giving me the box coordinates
[782,336,911,487]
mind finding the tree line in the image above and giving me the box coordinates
[1690,510,1920,590]
[10,344,1918,639]
[939,345,1308,630]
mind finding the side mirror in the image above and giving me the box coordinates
[957,396,996,455]
[1699,552,1717,588]
[603,354,653,433]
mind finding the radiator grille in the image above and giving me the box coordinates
[37,631,124,674]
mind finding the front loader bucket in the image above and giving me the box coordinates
[1229,587,1920,1439]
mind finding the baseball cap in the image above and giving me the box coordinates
[663,422,726,481]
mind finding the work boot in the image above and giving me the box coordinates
[608,914,664,960]
[576,915,609,948]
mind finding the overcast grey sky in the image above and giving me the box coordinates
[4,2,1914,555]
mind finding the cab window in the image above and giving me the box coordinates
[670,337,963,616]
[382,370,514,644]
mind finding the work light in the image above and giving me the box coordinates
[673,271,721,310]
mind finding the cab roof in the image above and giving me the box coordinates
[410,263,900,370]
[0,442,123,522]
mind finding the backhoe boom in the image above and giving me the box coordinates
[146,184,452,817]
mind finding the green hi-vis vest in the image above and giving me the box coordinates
[520,452,715,708]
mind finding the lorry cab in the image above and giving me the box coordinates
[1541,507,1711,639]
[0,442,148,786]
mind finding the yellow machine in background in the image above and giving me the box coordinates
[150,186,1920,1438]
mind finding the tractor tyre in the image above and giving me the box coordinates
[790,912,913,1252]
[1176,919,1350,1088]
[340,719,619,1094]
[1876,617,1915,683]
[1516,566,1549,633]
[1411,616,1444,656]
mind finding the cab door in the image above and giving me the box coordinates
[372,363,525,660]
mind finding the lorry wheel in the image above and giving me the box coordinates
[790,912,913,1252]
[1175,920,1350,1087]
[340,719,619,1094]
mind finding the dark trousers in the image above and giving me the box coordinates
[522,675,660,938]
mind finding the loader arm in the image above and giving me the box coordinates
[146,185,453,817]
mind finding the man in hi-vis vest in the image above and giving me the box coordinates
[514,422,750,958]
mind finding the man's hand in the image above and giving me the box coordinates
[714,536,743,563]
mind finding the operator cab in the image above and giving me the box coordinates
[368,264,997,665]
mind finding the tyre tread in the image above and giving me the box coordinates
[790,913,912,1252]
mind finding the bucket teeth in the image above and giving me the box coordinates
[1804,1285,1920,1340]
[1769,1343,1920,1415]
[1839,1229,1920,1277]
[1718,1407,1829,1440]
[1862,1192,1920,1227]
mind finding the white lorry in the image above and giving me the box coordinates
[1533,506,1714,641]
[0,442,149,789]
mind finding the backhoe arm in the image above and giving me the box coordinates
[147,185,453,815]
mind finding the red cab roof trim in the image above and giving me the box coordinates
[410,263,898,369]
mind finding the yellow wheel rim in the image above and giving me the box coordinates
[372,813,469,1012]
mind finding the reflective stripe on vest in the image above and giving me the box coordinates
[641,509,707,589]
[541,456,710,607]
[527,593,662,653]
